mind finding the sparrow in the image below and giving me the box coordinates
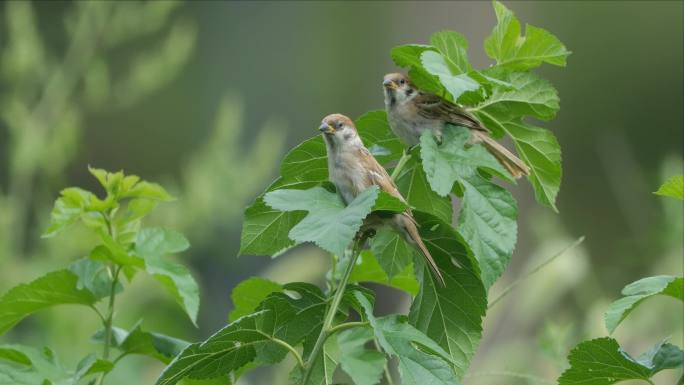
[383,72,530,178]
[319,113,446,287]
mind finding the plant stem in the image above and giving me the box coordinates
[390,150,412,181]
[327,321,369,336]
[488,236,585,309]
[96,264,121,385]
[301,236,365,384]
[374,338,395,385]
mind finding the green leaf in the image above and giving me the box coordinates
[395,156,453,224]
[333,327,386,385]
[497,120,562,210]
[157,284,328,385]
[69,258,122,299]
[409,211,487,380]
[371,229,414,280]
[135,227,199,325]
[0,270,101,335]
[42,187,104,238]
[88,166,174,201]
[93,322,190,364]
[239,193,308,257]
[349,251,419,295]
[229,277,283,322]
[390,45,445,96]
[473,71,560,122]
[355,292,457,385]
[421,51,480,102]
[430,31,472,74]
[558,337,682,385]
[484,1,570,71]
[604,275,683,334]
[264,186,379,257]
[0,345,67,385]
[355,110,404,163]
[420,127,513,196]
[280,136,328,185]
[122,181,174,201]
[655,175,684,200]
[458,176,517,290]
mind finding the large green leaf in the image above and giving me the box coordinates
[264,186,379,258]
[395,156,453,224]
[473,71,560,124]
[421,50,480,102]
[93,322,189,364]
[430,31,472,74]
[355,110,404,163]
[332,327,386,385]
[349,251,419,295]
[280,136,328,185]
[409,212,487,380]
[0,270,102,335]
[229,277,283,322]
[420,127,513,197]
[558,337,683,385]
[239,194,307,257]
[135,227,199,325]
[484,1,570,71]
[604,275,683,334]
[500,120,562,211]
[655,175,684,200]
[69,258,122,299]
[355,292,457,385]
[458,176,517,290]
[157,283,328,385]
[370,229,414,280]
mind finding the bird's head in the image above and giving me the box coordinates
[383,73,416,106]
[319,114,361,149]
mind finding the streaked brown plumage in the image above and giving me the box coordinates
[383,72,530,178]
[319,113,446,287]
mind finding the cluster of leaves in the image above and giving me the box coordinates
[558,179,684,385]
[0,168,198,384]
[158,2,570,385]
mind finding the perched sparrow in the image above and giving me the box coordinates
[319,113,446,286]
[383,73,530,178]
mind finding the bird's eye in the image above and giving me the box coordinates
[399,79,406,85]
[336,122,344,129]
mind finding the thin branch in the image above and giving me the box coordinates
[488,236,585,309]
[327,321,369,337]
[374,338,395,385]
[390,150,412,181]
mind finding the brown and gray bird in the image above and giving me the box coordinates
[319,113,446,286]
[383,72,530,178]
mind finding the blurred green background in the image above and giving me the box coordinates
[0,1,682,384]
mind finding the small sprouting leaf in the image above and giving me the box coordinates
[558,337,682,385]
[371,229,414,280]
[409,211,487,379]
[264,186,379,257]
[93,322,190,364]
[42,187,104,238]
[655,175,684,200]
[134,227,199,325]
[122,181,174,201]
[349,250,419,295]
[420,127,513,197]
[73,354,113,380]
[604,275,683,334]
[484,1,570,71]
[354,292,457,385]
[0,270,102,335]
[333,327,386,385]
[395,156,453,224]
[458,176,518,290]
[229,277,283,321]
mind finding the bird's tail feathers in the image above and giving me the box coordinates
[472,130,530,179]
[398,215,446,287]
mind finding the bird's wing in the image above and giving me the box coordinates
[356,147,406,204]
[413,92,487,132]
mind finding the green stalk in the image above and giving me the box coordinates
[301,236,365,384]
[390,150,412,181]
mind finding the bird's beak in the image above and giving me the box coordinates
[383,79,397,90]
[319,122,334,134]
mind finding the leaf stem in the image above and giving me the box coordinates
[302,235,366,384]
[390,149,412,181]
[270,337,305,368]
[488,236,585,309]
[327,321,369,337]
[374,338,395,385]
